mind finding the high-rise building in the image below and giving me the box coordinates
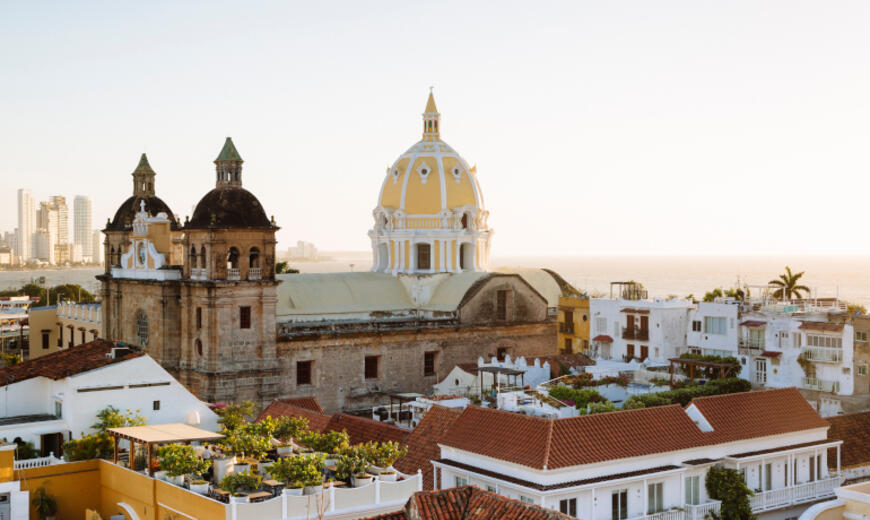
[74,195,92,260]
[16,189,34,262]
[50,196,69,245]
[36,202,58,263]
[92,230,102,264]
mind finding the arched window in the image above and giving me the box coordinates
[135,310,149,346]
[109,246,115,265]
[227,247,240,269]
[189,246,198,268]
[200,246,207,268]
[461,214,468,229]
[249,247,260,268]
[195,339,203,356]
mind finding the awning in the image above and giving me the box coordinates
[760,351,782,358]
[592,335,613,343]
[740,320,766,328]
[108,423,224,444]
[620,308,650,314]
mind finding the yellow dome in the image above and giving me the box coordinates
[378,92,485,216]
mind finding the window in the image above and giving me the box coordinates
[196,307,202,329]
[564,338,572,352]
[416,243,431,270]
[626,344,635,359]
[809,455,816,482]
[454,476,468,487]
[54,401,62,418]
[42,332,49,349]
[496,347,508,361]
[647,482,663,514]
[857,331,868,342]
[365,356,379,379]
[497,290,511,321]
[239,306,251,329]
[195,339,203,356]
[793,333,802,348]
[596,317,607,332]
[692,320,701,332]
[685,476,700,506]
[765,463,772,491]
[704,317,726,335]
[859,365,868,377]
[486,485,496,493]
[807,335,842,349]
[612,489,628,520]
[135,310,149,346]
[57,324,62,347]
[559,498,577,517]
[153,400,160,411]
[297,360,312,385]
[424,351,437,377]
[519,496,534,504]
[227,247,240,269]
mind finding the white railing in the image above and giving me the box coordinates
[801,377,840,393]
[687,500,721,520]
[644,509,685,520]
[190,267,207,280]
[802,346,842,363]
[248,267,262,281]
[403,217,442,229]
[227,268,241,281]
[749,477,839,513]
[14,453,63,470]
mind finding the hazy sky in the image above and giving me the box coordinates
[2,1,869,256]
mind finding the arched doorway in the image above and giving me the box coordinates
[377,243,389,271]
[460,243,473,271]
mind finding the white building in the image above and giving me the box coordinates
[92,229,102,263]
[16,189,34,262]
[50,195,69,245]
[74,195,92,260]
[433,388,842,520]
[287,240,318,260]
[432,355,554,397]
[0,339,218,456]
[32,228,54,264]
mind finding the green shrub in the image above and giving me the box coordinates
[706,466,754,520]
[362,441,408,468]
[157,444,211,477]
[269,454,323,486]
[583,401,618,415]
[63,433,115,461]
[272,416,309,444]
[621,378,752,410]
[216,401,256,432]
[298,430,350,454]
[548,386,604,409]
[220,470,262,494]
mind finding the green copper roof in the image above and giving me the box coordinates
[133,153,155,175]
[215,137,243,162]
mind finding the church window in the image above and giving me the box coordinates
[189,246,198,268]
[461,214,469,229]
[196,307,202,329]
[240,306,251,329]
[200,246,207,268]
[497,347,508,361]
[249,247,260,268]
[297,361,312,386]
[135,311,149,346]
[424,351,437,377]
[195,339,203,356]
[364,356,379,380]
[416,243,431,270]
[227,247,240,269]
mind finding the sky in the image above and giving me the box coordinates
[1,1,870,256]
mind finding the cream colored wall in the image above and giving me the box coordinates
[27,307,60,359]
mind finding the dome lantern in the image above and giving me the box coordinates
[422,88,440,140]
[215,137,244,187]
[132,153,156,197]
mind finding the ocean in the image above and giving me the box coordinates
[4,254,868,306]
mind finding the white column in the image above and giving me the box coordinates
[440,240,446,271]
[409,240,416,274]
[454,240,461,273]
[329,484,336,511]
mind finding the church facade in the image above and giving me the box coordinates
[99,93,573,411]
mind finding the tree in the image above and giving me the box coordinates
[769,266,810,300]
[706,466,755,520]
[846,302,867,316]
[216,401,256,431]
[275,261,299,274]
[703,287,748,303]
[91,406,146,433]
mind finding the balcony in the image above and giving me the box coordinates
[802,346,842,363]
[636,501,721,520]
[559,323,575,334]
[738,337,765,355]
[622,327,649,341]
[801,377,840,393]
[749,477,839,513]
[227,268,241,281]
[247,267,262,281]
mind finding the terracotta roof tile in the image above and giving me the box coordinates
[825,411,870,468]
[278,397,324,413]
[441,388,828,470]
[363,486,573,519]
[324,413,408,446]
[0,339,142,385]
[257,402,331,432]
[394,406,463,489]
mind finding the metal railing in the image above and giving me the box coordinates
[248,267,262,281]
[227,268,241,281]
[749,477,838,513]
[801,346,843,363]
[801,377,840,393]
[738,337,765,350]
[559,323,575,334]
[622,327,649,341]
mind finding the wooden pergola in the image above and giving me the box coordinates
[108,423,224,476]
[668,357,739,385]
[477,365,525,395]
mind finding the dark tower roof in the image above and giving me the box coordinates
[107,153,179,231]
[186,137,274,230]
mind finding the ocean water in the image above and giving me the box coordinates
[4,254,868,306]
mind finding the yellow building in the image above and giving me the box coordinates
[557,295,590,354]
[798,481,870,520]
[28,302,101,359]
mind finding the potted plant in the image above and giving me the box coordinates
[271,416,309,455]
[189,478,210,495]
[269,454,323,495]
[221,426,271,474]
[220,471,262,503]
[32,487,58,520]
[364,441,408,475]
[336,453,371,487]
[283,481,304,496]
[157,444,210,487]
[298,430,349,465]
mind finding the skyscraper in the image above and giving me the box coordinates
[74,195,92,260]
[16,189,34,262]
[92,230,102,264]
[50,195,69,245]
[36,201,58,263]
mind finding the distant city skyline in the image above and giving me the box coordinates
[3,2,870,256]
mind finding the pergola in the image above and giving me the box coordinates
[668,357,739,385]
[477,365,525,395]
[108,423,224,476]
[387,392,424,426]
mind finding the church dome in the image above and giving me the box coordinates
[187,186,272,229]
[377,92,485,216]
[185,137,275,230]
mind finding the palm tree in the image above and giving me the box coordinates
[769,266,811,301]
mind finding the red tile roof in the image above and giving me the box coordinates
[363,486,574,520]
[592,335,613,342]
[441,388,828,470]
[324,413,408,446]
[278,397,324,413]
[740,320,766,328]
[799,322,844,332]
[0,339,143,386]
[394,406,463,489]
[825,411,870,468]
[257,401,331,432]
